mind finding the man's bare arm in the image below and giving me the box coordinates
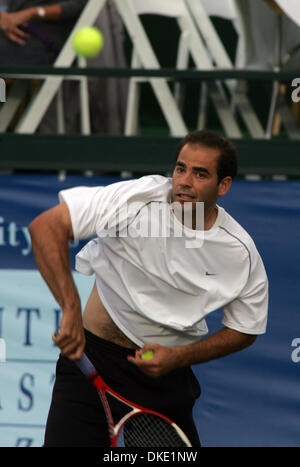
[128,327,256,377]
[28,203,85,359]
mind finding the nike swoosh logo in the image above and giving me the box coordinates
[206,272,217,276]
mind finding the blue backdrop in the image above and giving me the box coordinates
[0,174,299,447]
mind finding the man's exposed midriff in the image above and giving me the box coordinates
[82,281,139,350]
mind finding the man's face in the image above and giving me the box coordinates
[172,143,229,210]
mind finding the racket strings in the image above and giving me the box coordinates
[118,413,189,447]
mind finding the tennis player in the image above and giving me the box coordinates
[29,130,268,447]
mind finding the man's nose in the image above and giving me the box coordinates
[180,171,193,187]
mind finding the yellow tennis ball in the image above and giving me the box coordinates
[141,350,154,360]
[72,27,104,58]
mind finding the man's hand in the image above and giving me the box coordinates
[52,309,86,360]
[127,343,181,378]
[128,328,257,378]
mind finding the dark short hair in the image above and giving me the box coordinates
[174,130,238,183]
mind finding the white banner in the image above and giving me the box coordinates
[0,270,93,447]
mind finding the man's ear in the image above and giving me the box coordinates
[218,176,232,197]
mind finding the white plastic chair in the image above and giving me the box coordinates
[121,0,242,137]
[186,0,265,138]
[0,0,105,134]
[121,0,188,136]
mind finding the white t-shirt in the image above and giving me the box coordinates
[59,175,268,347]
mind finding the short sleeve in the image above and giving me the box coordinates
[59,186,105,241]
[58,176,168,241]
[222,250,269,335]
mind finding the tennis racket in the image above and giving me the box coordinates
[75,352,192,447]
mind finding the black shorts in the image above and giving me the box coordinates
[44,329,201,447]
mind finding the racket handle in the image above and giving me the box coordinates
[75,352,96,377]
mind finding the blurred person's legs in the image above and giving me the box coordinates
[0,34,57,65]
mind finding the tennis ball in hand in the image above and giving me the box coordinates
[141,350,154,360]
[72,27,104,58]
